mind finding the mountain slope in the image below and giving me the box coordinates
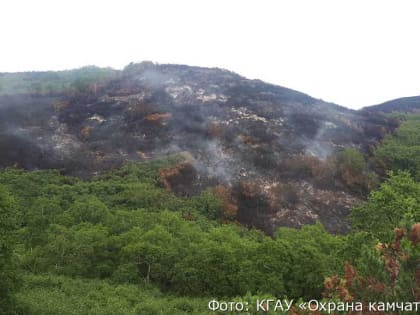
[0,62,399,233]
[362,95,420,113]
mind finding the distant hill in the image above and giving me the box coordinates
[361,95,420,113]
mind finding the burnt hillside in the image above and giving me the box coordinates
[0,62,399,234]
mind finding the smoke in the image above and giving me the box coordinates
[0,63,386,184]
[156,139,238,186]
[198,140,237,184]
[303,121,336,160]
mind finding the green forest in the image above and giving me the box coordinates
[1,115,420,314]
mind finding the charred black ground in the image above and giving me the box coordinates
[0,62,403,234]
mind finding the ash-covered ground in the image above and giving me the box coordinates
[0,62,400,234]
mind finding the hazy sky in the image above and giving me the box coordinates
[1,0,419,109]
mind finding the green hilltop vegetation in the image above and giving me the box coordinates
[0,66,118,95]
[375,114,420,181]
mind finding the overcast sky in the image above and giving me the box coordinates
[1,0,419,109]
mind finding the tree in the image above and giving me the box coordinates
[24,197,63,248]
[192,188,223,220]
[118,224,178,288]
[336,148,367,173]
[335,147,373,193]
[275,224,343,299]
[350,171,420,242]
[325,224,420,303]
[68,195,110,225]
[375,114,420,180]
[38,223,113,278]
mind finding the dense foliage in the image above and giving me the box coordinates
[375,114,420,180]
[15,273,208,315]
[350,171,420,242]
[0,161,346,313]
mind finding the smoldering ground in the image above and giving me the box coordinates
[0,63,399,232]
